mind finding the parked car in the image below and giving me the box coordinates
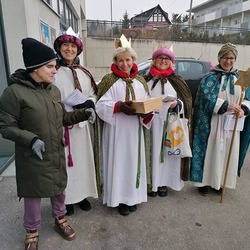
[138,58,213,103]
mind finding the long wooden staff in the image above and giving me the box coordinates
[220,69,250,203]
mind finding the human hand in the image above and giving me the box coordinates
[73,100,95,110]
[237,109,244,118]
[32,139,45,160]
[227,103,241,113]
[116,101,136,115]
[169,99,177,109]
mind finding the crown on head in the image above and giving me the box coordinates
[114,34,131,49]
[62,27,80,38]
[156,43,174,52]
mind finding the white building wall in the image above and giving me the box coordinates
[1,0,27,73]
[1,0,86,73]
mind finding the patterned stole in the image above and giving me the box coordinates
[124,78,136,101]
[221,71,238,95]
[67,65,83,92]
[56,59,97,94]
[151,76,168,95]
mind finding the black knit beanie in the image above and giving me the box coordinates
[22,37,56,72]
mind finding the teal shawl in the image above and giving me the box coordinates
[190,66,238,182]
[238,87,250,176]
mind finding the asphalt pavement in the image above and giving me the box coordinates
[0,152,250,250]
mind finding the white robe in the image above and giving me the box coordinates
[54,66,98,204]
[147,79,184,191]
[95,77,149,207]
[193,75,250,190]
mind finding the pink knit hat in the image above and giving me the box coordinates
[152,46,175,63]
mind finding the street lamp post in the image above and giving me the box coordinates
[188,0,193,32]
[110,0,113,36]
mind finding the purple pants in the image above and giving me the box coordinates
[23,192,66,231]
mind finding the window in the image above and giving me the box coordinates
[149,9,165,22]
[177,62,203,74]
[234,19,240,25]
[51,0,58,13]
[44,0,78,32]
[59,0,65,23]
[65,3,69,27]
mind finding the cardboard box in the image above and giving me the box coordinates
[131,97,163,114]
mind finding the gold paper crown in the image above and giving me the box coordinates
[114,34,131,49]
[156,43,174,52]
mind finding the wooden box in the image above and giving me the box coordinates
[131,97,163,114]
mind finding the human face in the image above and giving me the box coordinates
[31,60,57,84]
[154,55,171,71]
[60,42,78,65]
[115,51,134,75]
[219,51,236,72]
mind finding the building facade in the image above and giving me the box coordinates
[130,4,171,29]
[0,0,87,173]
[190,0,250,36]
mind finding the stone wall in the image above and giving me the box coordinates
[83,37,250,82]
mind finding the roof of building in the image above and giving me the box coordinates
[130,4,171,24]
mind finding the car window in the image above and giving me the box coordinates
[138,59,208,76]
[138,61,151,75]
[181,62,204,74]
[177,62,189,73]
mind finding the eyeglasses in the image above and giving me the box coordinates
[221,57,235,61]
[157,56,170,62]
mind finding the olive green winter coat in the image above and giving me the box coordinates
[0,69,89,198]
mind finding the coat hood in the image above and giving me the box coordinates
[9,69,35,88]
[9,69,52,90]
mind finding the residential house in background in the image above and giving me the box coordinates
[189,0,250,36]
[130,4,171,29]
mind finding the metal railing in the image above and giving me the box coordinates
[86,20,250,44]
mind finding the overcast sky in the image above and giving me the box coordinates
[85,0,207,21]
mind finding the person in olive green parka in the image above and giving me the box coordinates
[0,38,96,250]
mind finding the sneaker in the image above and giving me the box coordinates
[129,205,137,212]
[158,186,168,197]
[24,230,38,250]
[54,216,76,241]
[118,203,130,216]
[79,199,92,211]
[66,204,74,216]
[198,186,209,196]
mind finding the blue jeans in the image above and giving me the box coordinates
[23,192,66,231]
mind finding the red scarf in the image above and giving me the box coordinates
[150,66,174,77]
[111,63,138,79]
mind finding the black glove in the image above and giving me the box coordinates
[73,100,95,110]
[116,101,136,115]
